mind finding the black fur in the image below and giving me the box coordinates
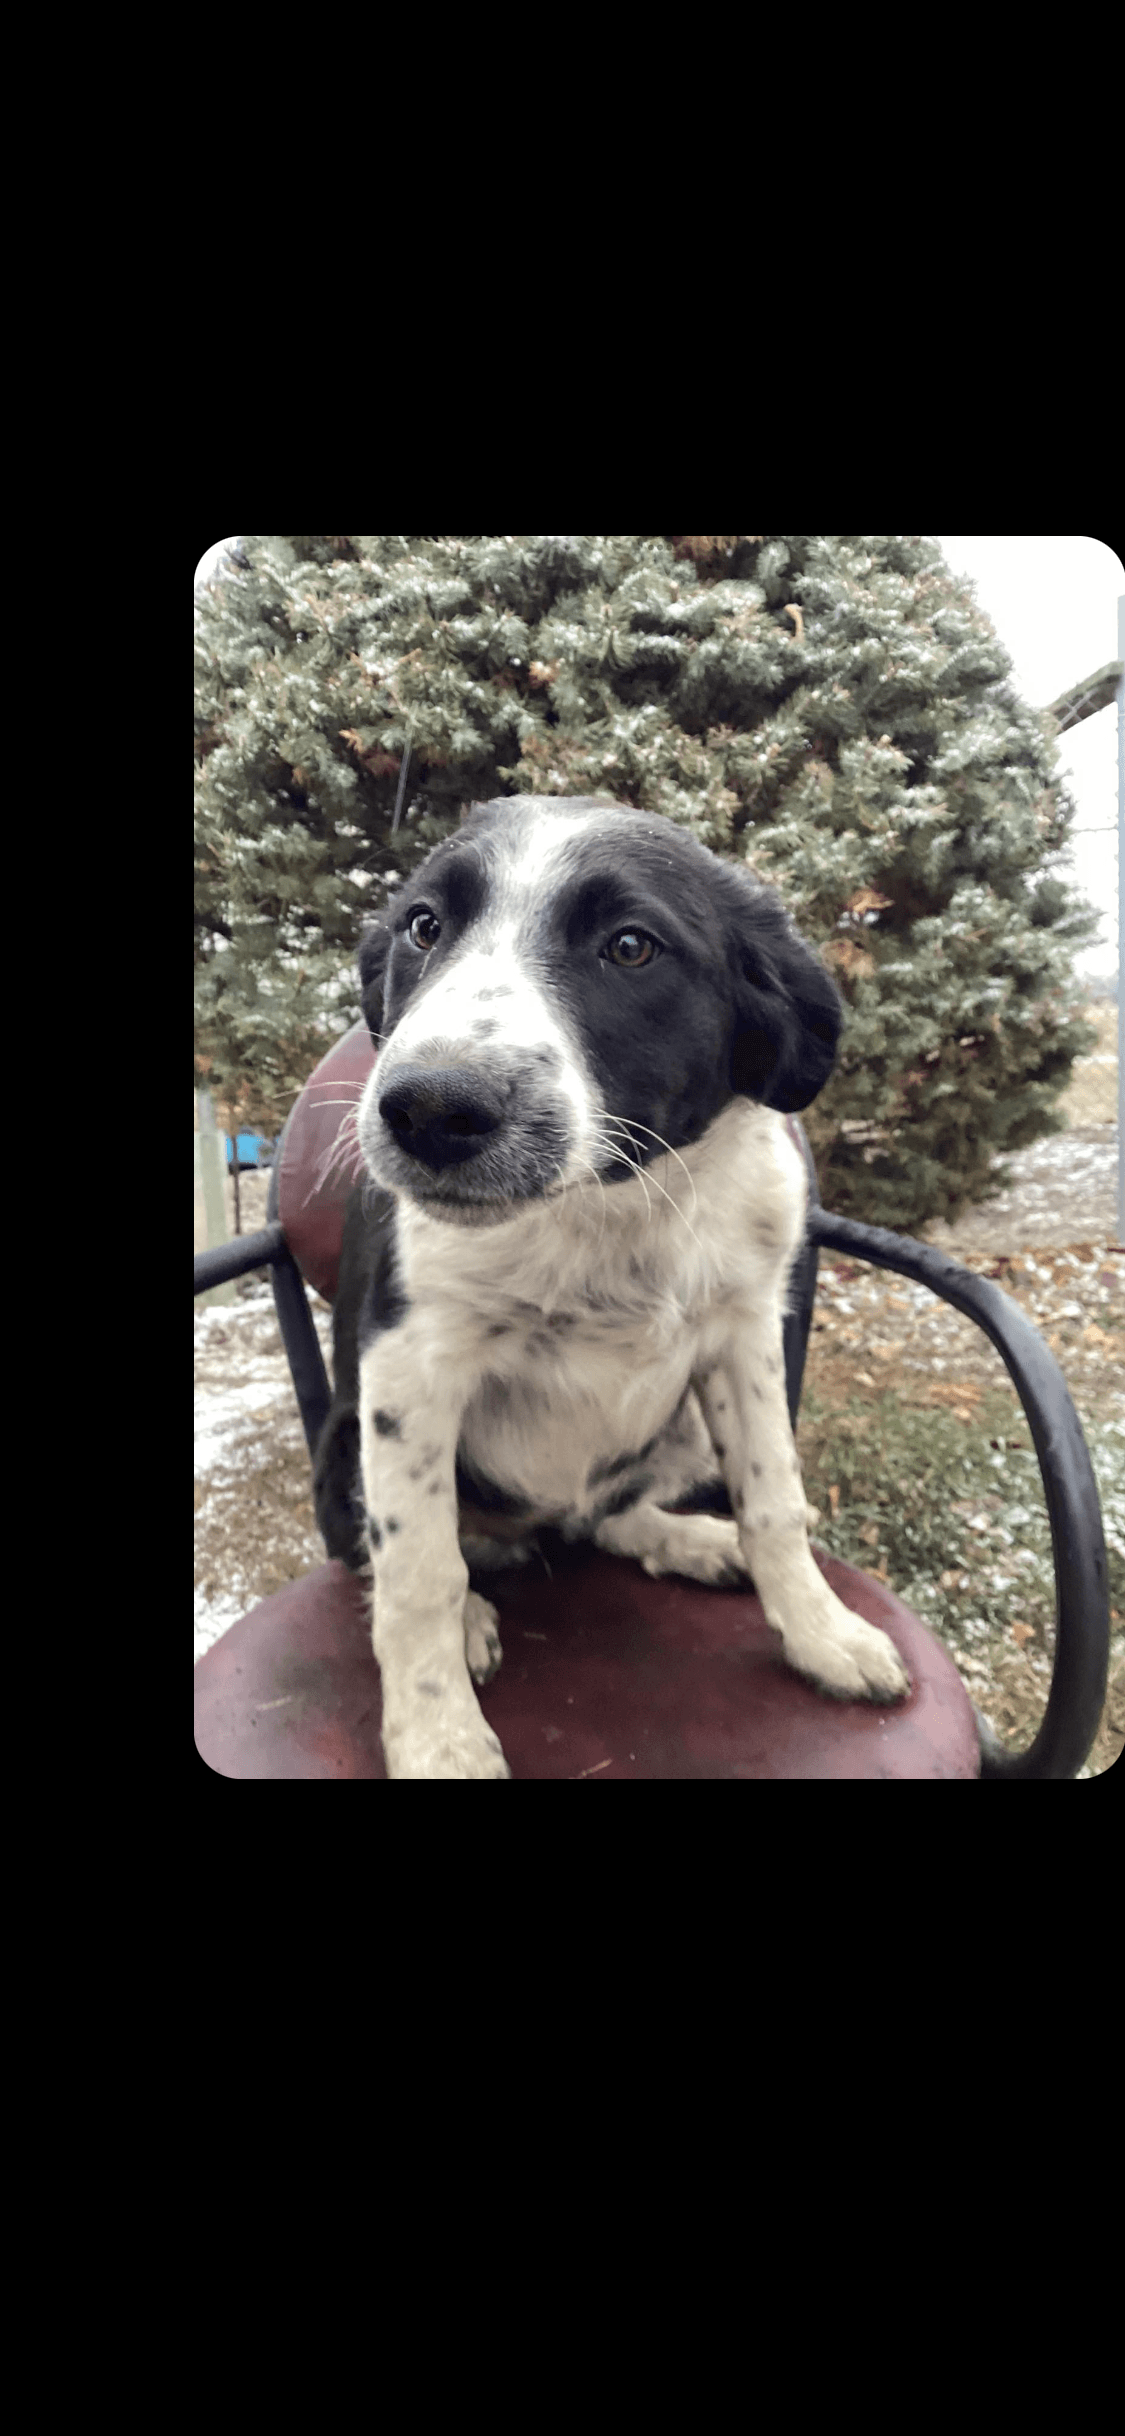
[313,1182,407,1570]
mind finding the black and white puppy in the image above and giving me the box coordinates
[316,794,910,1778]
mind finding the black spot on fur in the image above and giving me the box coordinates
[587,1431,661,1489]
[455,1457,535,1520]
[591,1471,655,1525]
[385,1516,401,1533]
[751,1462,762,1478]
[374,1408,402,1439]
[367,1514,382,1549]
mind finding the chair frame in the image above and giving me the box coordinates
[193,1118,1110,1780]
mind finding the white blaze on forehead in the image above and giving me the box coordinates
[492,801,602,919]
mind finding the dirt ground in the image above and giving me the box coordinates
[195,1007,1123,1778]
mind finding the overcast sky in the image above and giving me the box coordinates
[195,536,1124,980]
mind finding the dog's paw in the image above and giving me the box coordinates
[384,1695,511,1780]
[779,1594,911,1705]
[463,1589,503,1685]
[640,1513,751,1588]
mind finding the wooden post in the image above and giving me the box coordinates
[195,1090,237,1307]
[227,1101,243,1237]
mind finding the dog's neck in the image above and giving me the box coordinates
[391,1098,801,1326]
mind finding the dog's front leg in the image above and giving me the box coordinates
[359,1336,510,1779]
[694,1314,910,1703]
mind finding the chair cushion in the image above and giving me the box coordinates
[194,1545,980,1779]
[275,1022,375,1303]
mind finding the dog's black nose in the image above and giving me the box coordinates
[378,1066,507,1172]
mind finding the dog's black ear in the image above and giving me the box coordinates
[727,887,843,1113]
[357,916,392,1042]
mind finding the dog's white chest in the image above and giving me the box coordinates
[457,1296,699,1515]
[393,1098,806,1523]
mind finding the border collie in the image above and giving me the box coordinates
[315,795,910,1778]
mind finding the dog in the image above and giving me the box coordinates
[314,794,911,1777]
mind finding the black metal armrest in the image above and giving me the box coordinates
[806,1208,1110,1780]
[193,1219,332,1461]
[194,1223,286,1292]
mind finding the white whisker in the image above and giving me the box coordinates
[572,1150,609,1246]
[606,1115,699,1218]
[595,1118,704,1253]
[301,1106,367,1208]
[589,1127,655,1227]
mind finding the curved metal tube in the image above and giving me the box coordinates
[805,1206,1110,1779]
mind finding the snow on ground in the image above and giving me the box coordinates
[194,1276,335,1665]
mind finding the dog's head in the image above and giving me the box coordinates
[356,796,842,1224]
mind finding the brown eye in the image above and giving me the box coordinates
[606,929,658,968]
[409,910,441,951]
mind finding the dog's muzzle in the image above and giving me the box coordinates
[361,1054,576,1219]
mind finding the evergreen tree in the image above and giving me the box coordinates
[194,535,1099,1229]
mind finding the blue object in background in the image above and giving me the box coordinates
[224,1132,276,1172]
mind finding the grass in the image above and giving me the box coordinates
[795,1382,1124,1771]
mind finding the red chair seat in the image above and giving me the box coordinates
[195,1541,980,1779]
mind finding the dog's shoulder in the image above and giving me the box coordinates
[670,1099,810,1277]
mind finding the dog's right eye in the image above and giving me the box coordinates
[408,910,441,951]
[605,928,659,968]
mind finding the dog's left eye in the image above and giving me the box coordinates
[409,910,442,951]
[605,929,659,969]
